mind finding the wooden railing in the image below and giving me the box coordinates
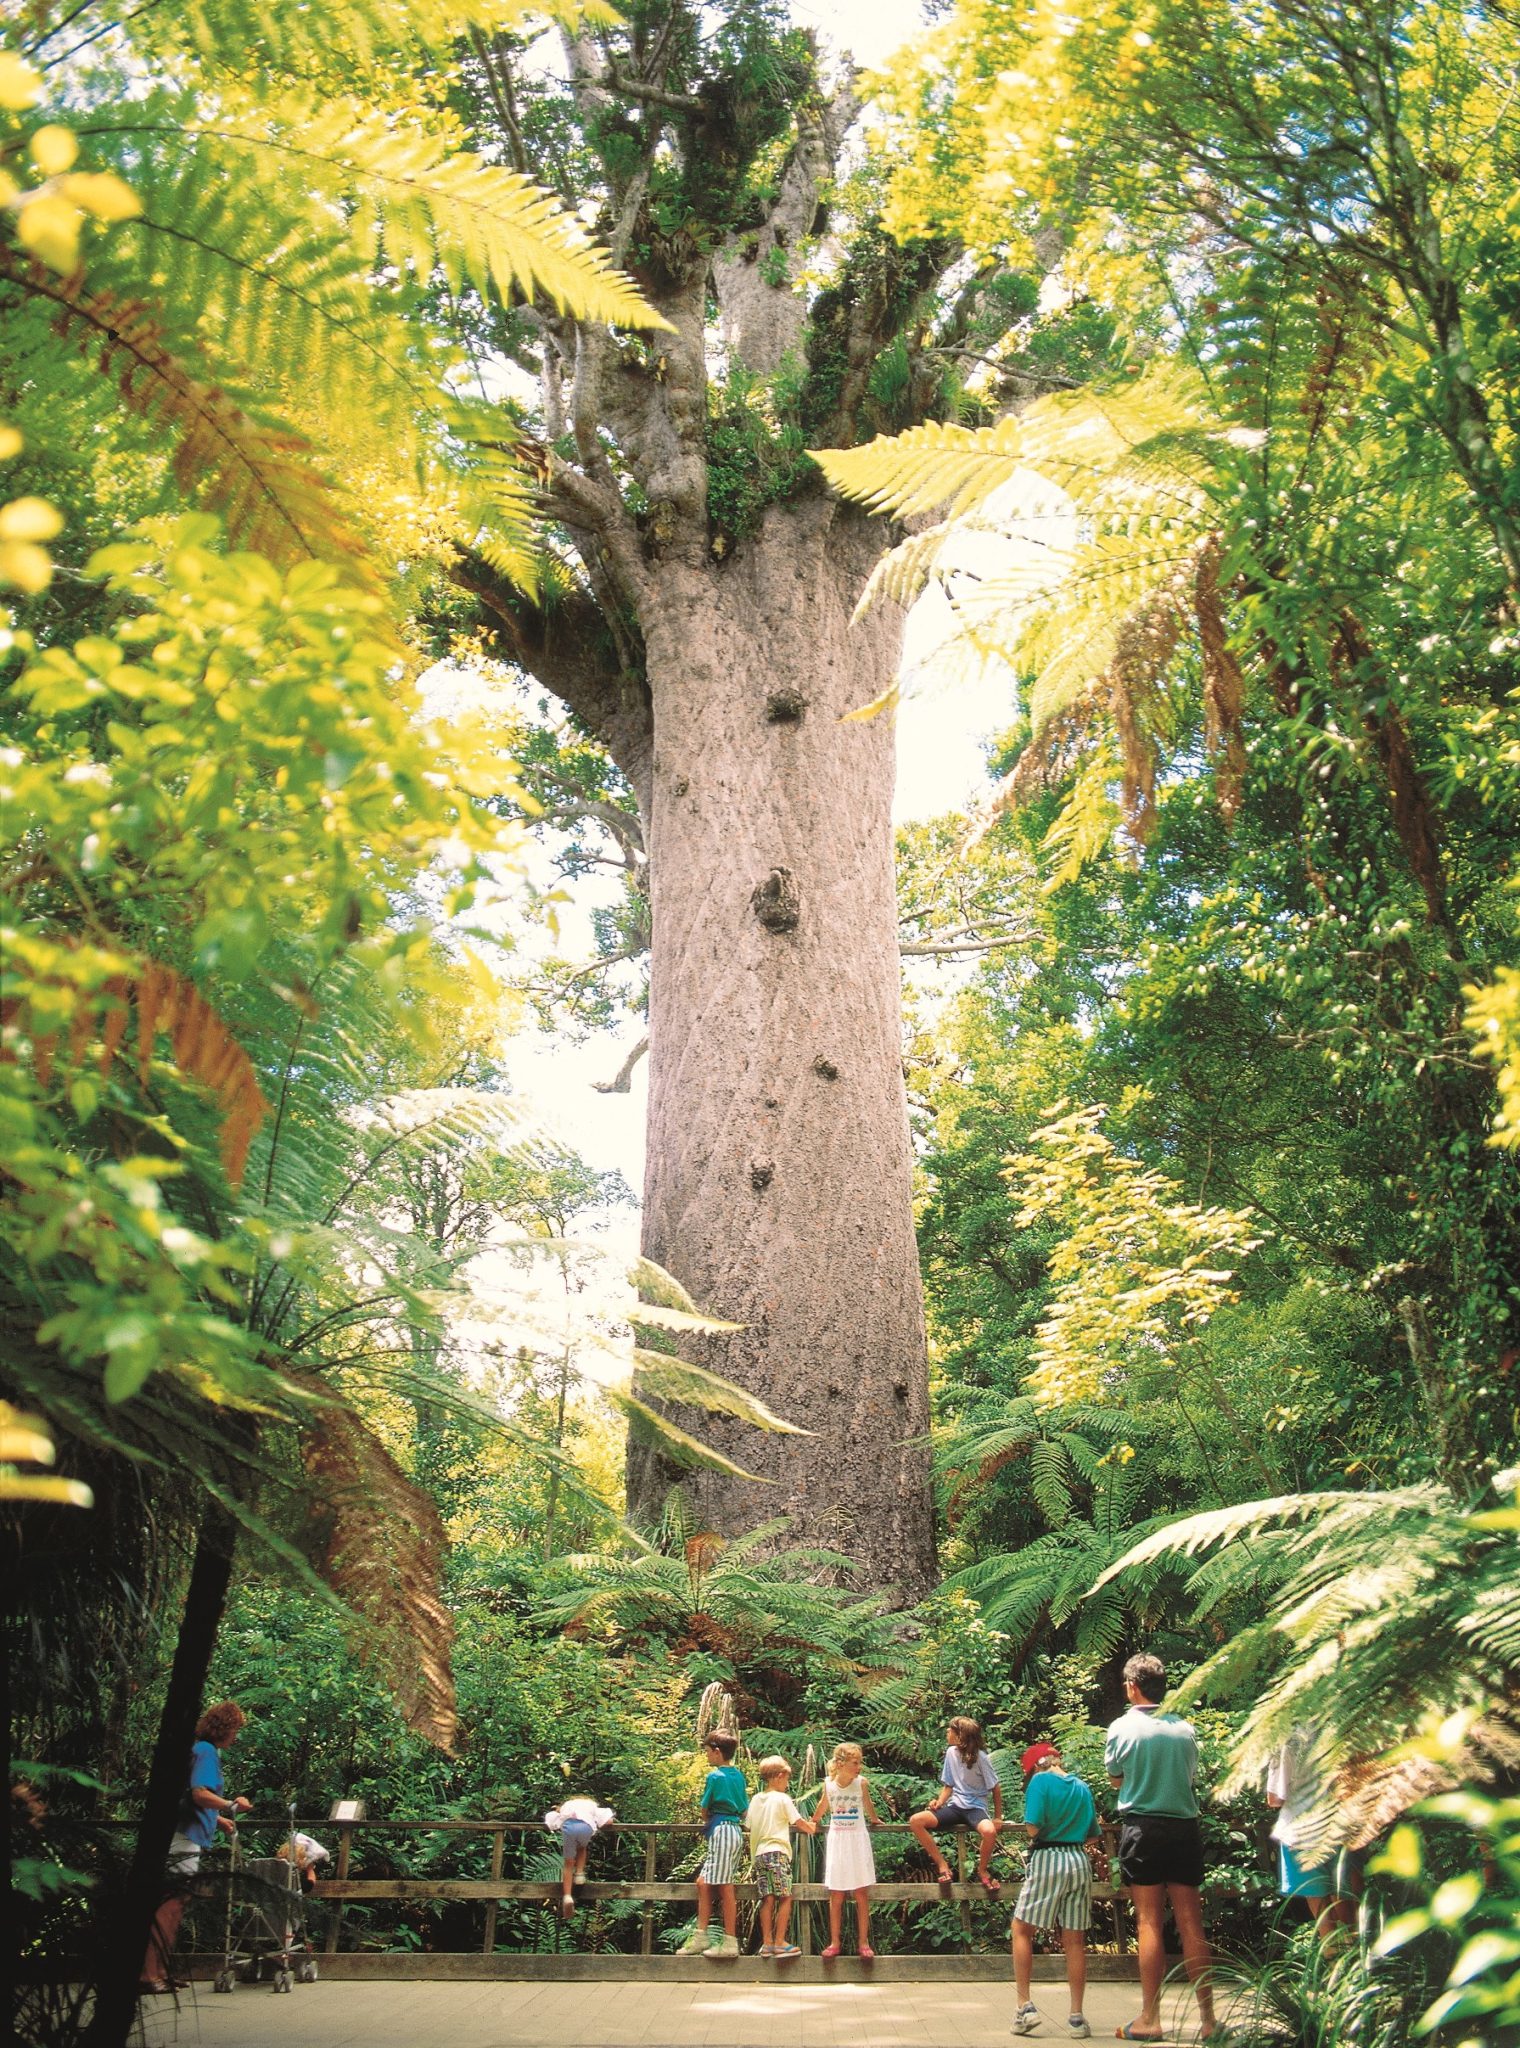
[263,1817,1131,1959]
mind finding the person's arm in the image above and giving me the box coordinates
[812,1784,831,1823]
[191,1787,252,1817]
[860,1778,882,1826]
[990,1785,1004,1826]
[789,1794,819,1837]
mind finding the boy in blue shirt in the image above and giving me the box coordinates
[679,1733,748,1958]
[1010,1741,1101,2039]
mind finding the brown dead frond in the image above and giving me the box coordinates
[1196,536,1246,821]
[297,1379,457,1751]
[7,951,269,1187]
[7,251,371,572]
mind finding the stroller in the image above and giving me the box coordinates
[211,1811,321,1995]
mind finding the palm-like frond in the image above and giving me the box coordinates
[1095,1483,1520,1848]
[7,16,666,586]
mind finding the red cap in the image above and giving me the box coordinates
[1021,1742,1059,1778]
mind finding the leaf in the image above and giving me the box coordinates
[630,1349,808,1435]
[296,1376,457,1751]
[607,1390,772,1484]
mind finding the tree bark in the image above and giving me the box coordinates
[84,1498,237,2048]
[628,493,936,1600]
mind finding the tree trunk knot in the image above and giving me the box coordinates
[750,1159,775,1192]
[751,867,800,932]
[812,1055,839,1081]
[638,498,679,561]
[765,688,808,724]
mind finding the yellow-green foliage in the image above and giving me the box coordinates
[1468,968,1520,1149]
[1009,1102,1263,1407]
[0,518,524,1403]
[1,4,667,595]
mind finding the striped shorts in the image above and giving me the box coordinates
[700,1822,744,1886]
[1013,1844,1092,1932]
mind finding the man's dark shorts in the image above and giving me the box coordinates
[927,1801,991,1831]
[1117,1814,1205,1888]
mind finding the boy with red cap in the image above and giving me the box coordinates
[1010,1740,1102,2039]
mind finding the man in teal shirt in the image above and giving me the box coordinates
[1105,1654,1218,2041]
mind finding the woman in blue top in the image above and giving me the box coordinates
[140,1701,252,1995]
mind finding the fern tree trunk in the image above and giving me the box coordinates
[84,1500,236,2048]
[453,21,980,1598]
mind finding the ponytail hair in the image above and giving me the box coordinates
[948,1716,983,1766]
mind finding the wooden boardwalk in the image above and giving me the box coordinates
[138,1977,1219,2046]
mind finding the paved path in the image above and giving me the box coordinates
[139,1978,1221,2046]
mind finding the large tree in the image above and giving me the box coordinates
[451,4,1038,1595]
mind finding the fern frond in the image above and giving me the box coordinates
[295,1373,456,1749]
[151,104,672,330]
[6,252,370,571]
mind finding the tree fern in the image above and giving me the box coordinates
[5,9,667,587]
[1093,1480,1520,1849]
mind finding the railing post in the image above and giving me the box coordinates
[640,1833,658,1956]
[324,1823,355,1954]
[482,1827,505,1955]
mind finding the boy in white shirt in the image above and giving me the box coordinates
[745,1757,818,1958]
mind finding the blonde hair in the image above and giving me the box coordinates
[757,1755,791,1784]
[829,1742,864,1775]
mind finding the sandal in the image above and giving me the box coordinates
[976,1871,1002,1897]
[857,1943,875,1961]
[1115,2027,1164,2041]
[935,1867,955,1897]
[820,1943,841,1960]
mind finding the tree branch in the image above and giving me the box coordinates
[593,1035,649,1094]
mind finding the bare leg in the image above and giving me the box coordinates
[854,1887,872,1950]
[976,1817,1000,1880]
[1012,1919,1036,2005]
[828,1891,843,1948]
[1127,1884,1167,2036]
[694,1877,712,1934]
[561,1853,576,1910]
[141,1895,185,1986]
[1167,1884,1216,2033]
[720,1884,737,1938]
[1061,1927,1087,2018]
[909,1811,952,1879]
[774,1894,793,1946]
[759,1896,775,1947]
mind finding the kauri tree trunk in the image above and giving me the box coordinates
[454,16,1005,1598]
[630,501,933,1594]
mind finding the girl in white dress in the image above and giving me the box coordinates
[814,1742,881,1958]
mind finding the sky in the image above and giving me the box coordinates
[492,0,1016,1214]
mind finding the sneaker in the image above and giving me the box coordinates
[678,1930,711,1954]
[1012,2003,1041,2036]
[704,1935,741,1960]
[1066,2021,1091,2040]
